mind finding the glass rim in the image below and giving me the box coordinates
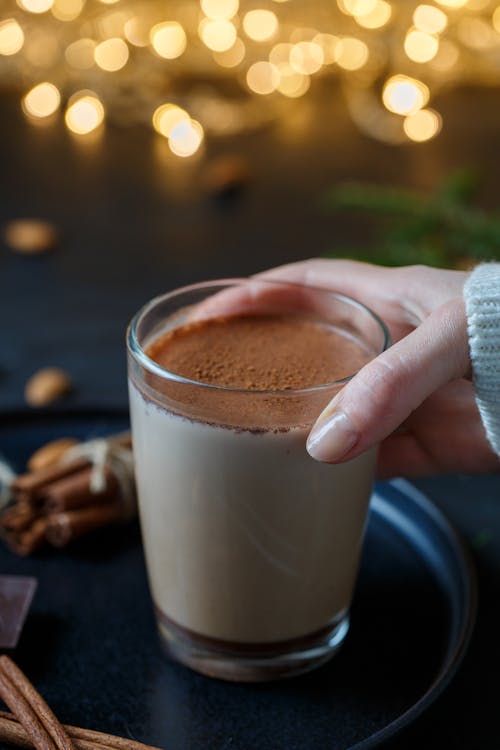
[126,277,391,395]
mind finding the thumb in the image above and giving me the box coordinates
[306,298,470,463]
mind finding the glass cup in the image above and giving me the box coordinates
[127,279,389,681]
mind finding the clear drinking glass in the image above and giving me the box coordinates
[127,278,389,681]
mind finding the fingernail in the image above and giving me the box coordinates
[307,410,358,462]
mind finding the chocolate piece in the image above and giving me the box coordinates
[0,576,37,649]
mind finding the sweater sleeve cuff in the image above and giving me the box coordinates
[464,263,500,457]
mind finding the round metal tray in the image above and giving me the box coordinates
[0,411,476,749]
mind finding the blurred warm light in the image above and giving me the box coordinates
[246,61,280,94]
[354,0,392,28]
[152,103,190,137]
[430,38,459,69]
[404,29,439,62]
[1,0,496,146]
[65,38,95,68]
[339,0,378,16]
[277,68,310,97]
[151,21,187,59]
[383,74,429,115]
[312,34,340,64]
[467,0,491,8]
[404,108,442,141]
[269,42,293,65]
[22,82,60,118]
[457,17,495,48]
[0,19,24,55]
[242,10,279,42]
[199,19,236,51]
[24,30,59,66]
[413,5,447,34]
[17,0,53,13]
[290,41,324,74]
[94,38,129,71]
[434,0,467,7]
[201,0,239,20]
[65,92,105,134]
[290,27,320,43]
[51,0,83,21]
[336,37,369,70]
[169,119,204,157]
[212,37,245,66]
[124,17,150,47]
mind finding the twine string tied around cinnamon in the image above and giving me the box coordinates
[62,436,136,520]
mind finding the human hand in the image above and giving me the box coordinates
[255,259,499,478]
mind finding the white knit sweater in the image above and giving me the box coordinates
[464,263,500,457]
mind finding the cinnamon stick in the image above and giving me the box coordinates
[4,518,49,557]
[45,505,123,547]
[0,657,74,750]
[0,669,55,750]
[0,503,39,534]
[40,467,120,514]
[0,711,163,750]
[12,460,89,499]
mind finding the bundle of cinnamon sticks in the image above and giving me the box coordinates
[0,654,162,750]
[0,434,135,555]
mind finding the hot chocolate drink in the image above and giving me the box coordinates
[128,305,380,680]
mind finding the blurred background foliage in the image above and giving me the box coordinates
[325,168,500,268]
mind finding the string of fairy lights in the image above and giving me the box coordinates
[1,0,500,156]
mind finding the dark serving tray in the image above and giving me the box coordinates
[0,411,476,750]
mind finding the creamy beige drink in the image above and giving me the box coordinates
[127,282,389,680]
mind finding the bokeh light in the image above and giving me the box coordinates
[404,108,442,141]
[213,37,245,67]
[65,92,105,134]
[201,0,239,20]
[17,0,53,13]
[51,0,84,21]
[493,6,500,32]
[312,34,340,64]
[152,103,190,137]
[430,39,459,70]
[277,68,310,97]
[339,0,378,16]
[124,17,150,47]
[336,37,369,70]
[94,38,129,71]
[354,0,392,28]
[151,21,187,59]
[22,82,60,118]
[246,61,280,94]
[290,41,324,74]
[242,10,279,42]
[434,0,466,6]
[413,5,447,34]
[404,30,439,62]
[169,119,204,157]
[0,19,24,56]
[65,38,95,69]
[457,17,496,49]
[199,19,237,51]
[383,75,429,115]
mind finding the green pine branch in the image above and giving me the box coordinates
[323,169,500,268]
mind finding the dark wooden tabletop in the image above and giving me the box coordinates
[1,82,499,749]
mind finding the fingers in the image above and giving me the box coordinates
[188,279,334,322]
[256,258,466,309]
[256,259,468,338]
[306,297,470,464]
